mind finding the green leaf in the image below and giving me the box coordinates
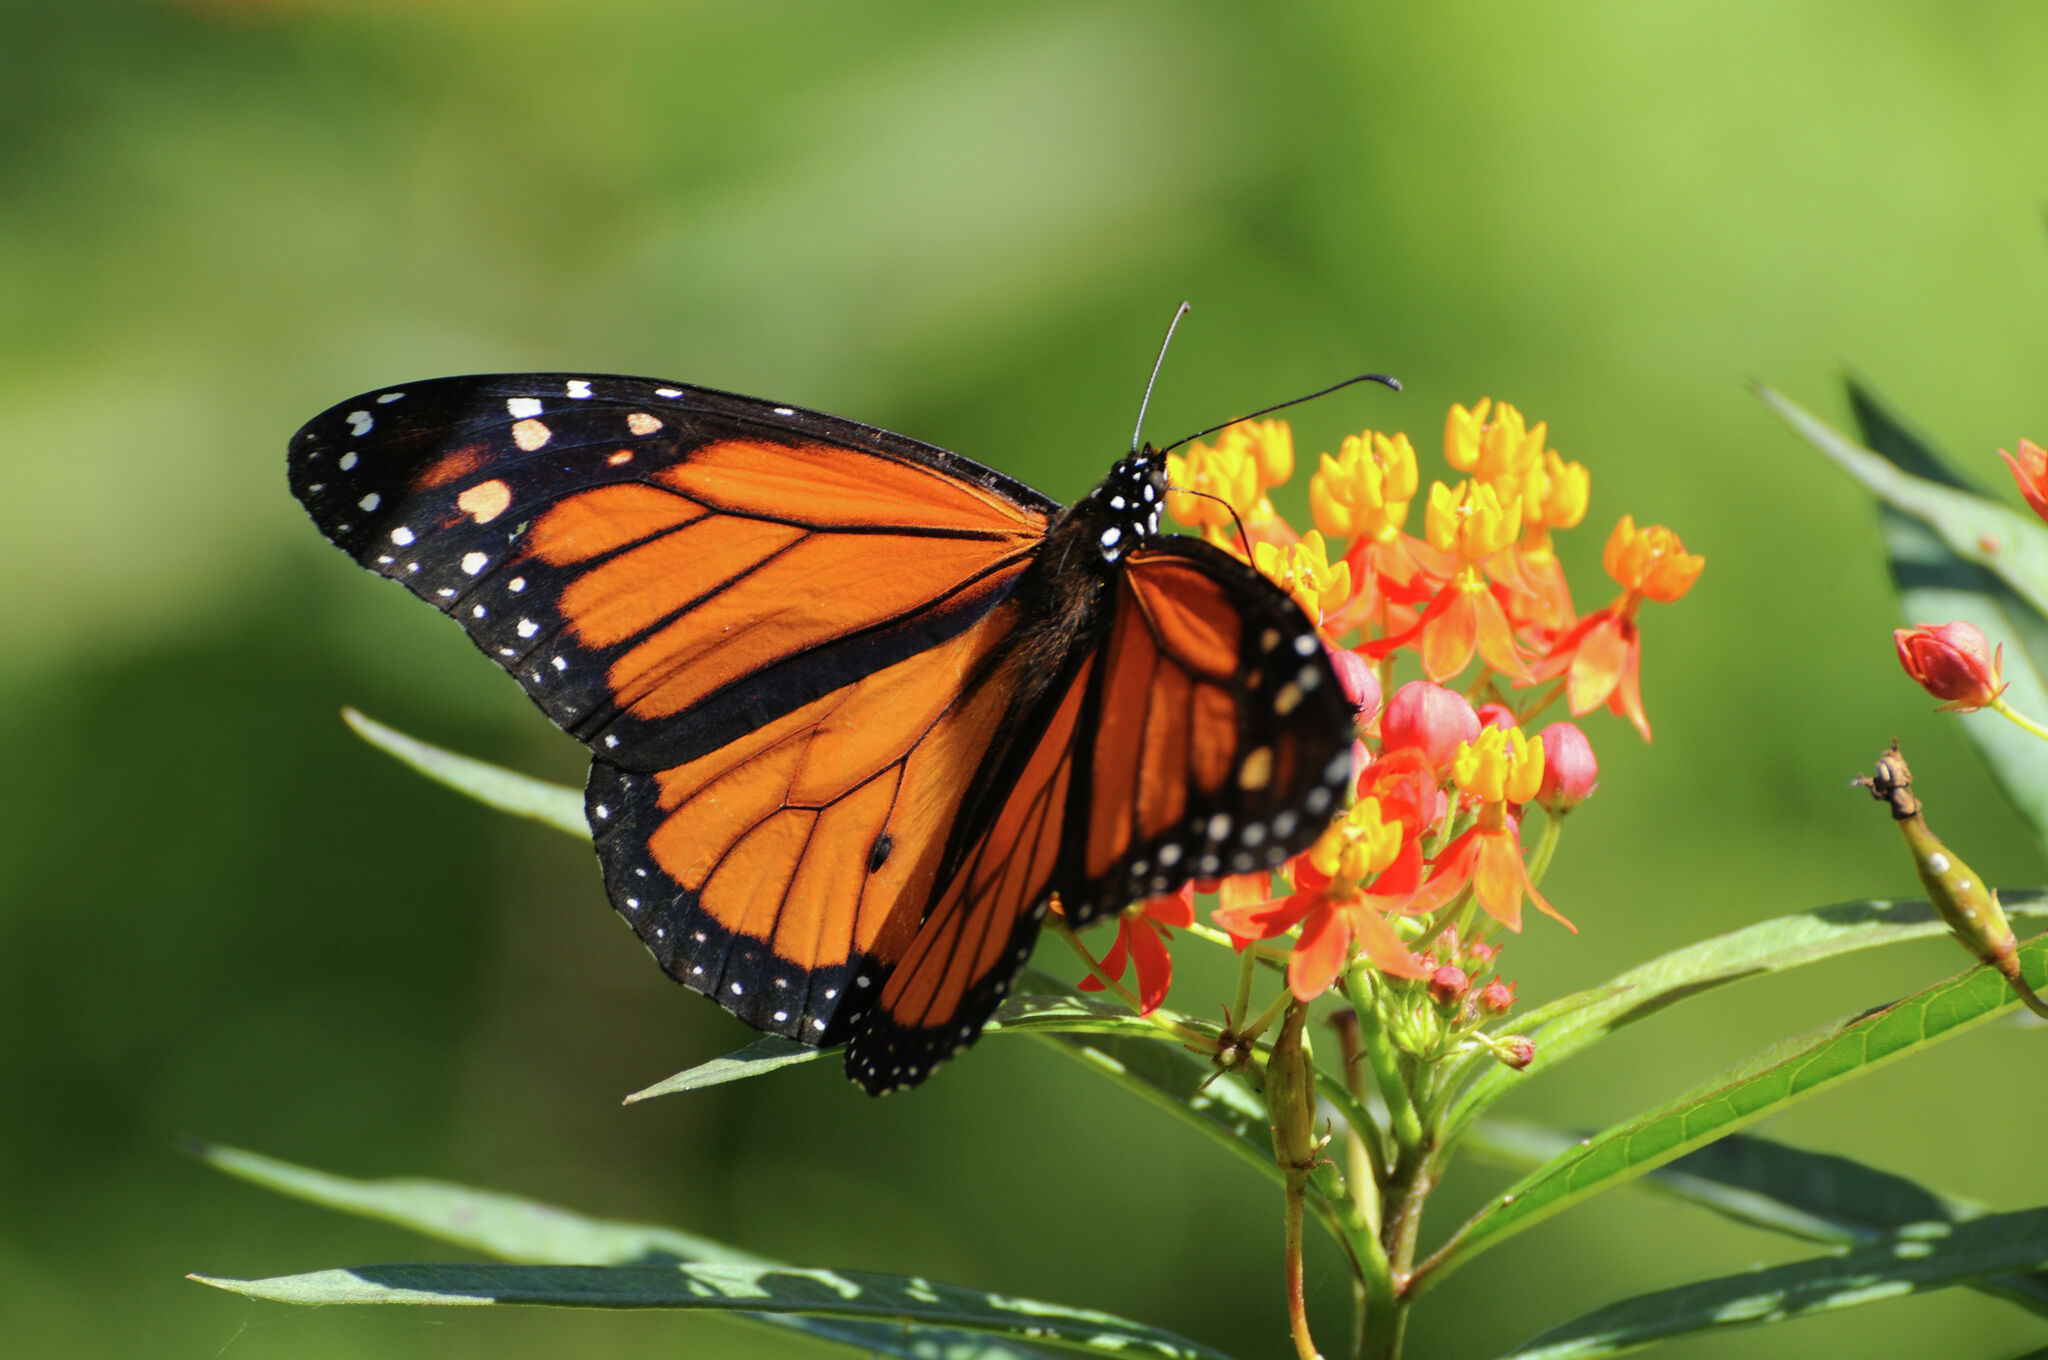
[1759,383,2048,619]
[1461,1122,2048,1318]
[190,1141,1069,1360]
[1845,381,2048,848]
[1494,1204,2048,1359]
[1420,932,2048,1289]
[1446,894,2048,1137]
[191,1262,1237,1360]
[342,708,588,840]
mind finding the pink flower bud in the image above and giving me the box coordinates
[1536,722,1600,813]
[1329,646,1381,723]
[1383,681,1480,770]
[1894,621,2007,712]
[1465,941,1498,970]
[1477,979,1517,1014]
[1500,1035,1535,1070]
[1428,965,1469,1008]
[1476,702,1516,731]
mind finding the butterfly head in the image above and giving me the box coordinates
[1087,447,1168,564]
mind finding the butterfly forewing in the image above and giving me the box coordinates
[288,375,1053,772]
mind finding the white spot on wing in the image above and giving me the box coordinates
[338,451,358,471]
[655,387,682,398]
[460,551,488,575]
[390,526,415,546]
[357,492,380,511]
[517,618,539,638]
[376,391,405,403]
[566,379,593,399]
[507,398,543,419]
[345,410,373,436]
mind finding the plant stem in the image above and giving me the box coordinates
[1286,1181,1321,1360]
[1992,696,2048,743]
[1525,807,1565,888]
[1231,939,1260,1036]
[1343,969,1424,1155]
[1513,679,1567,727]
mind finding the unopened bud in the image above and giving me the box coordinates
[1384,681,1480,770]
[1476,702,1516,731]
[1893,621,2006,712]
[1499,1035,1535,1070]
[1329,646,1381,723]
[1465,941,1498,970]
[1428,965,1470,1008]
[1477,979,1517,1014]
[1536,722,1599,813]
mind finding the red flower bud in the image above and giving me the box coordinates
[1536,722,1599,813]
[1329,646,1381,722]
[1428,965,1470,1008]
[1465,941,1498,970]
[1383,681,1480,770]
[1477,979,1517,1014]
[1500,1035,1535,1069]
[1894,621,2007,712]
[2001,439,2048,523]
[1476,702,1516,731]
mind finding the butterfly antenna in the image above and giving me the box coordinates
[1161,371,1402,454]
[1167,486,1252,559]
[1131,301,1193,454]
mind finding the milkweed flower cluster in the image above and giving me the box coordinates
[1083,398,1702,1073]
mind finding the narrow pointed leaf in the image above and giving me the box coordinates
[1760,384,2048,618]
[191,1262,1237,1360]
[342,708,588,839]
[1420,933,2048,1288]
[1447,894,2048,1135]
[190,1142,1066,1360]
[1496,1205,2048,1359]
[1460,1121,2048,1318]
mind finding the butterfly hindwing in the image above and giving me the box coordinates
[586,599,1030,1044]
[1061,536,1356,926]
[844,537,1355,1093]
[289,375,1054,773]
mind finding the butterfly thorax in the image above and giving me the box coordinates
[1071,446,1167,565]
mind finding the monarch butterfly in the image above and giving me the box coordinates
[290,358,1376,1093]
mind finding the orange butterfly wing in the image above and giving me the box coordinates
[847,537,1353,1091]
[289,375,1053,771]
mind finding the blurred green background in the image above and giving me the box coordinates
[7,1,2048,1356]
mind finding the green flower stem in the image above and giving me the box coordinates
[1991,695,2048,744]
[1048,919,1213,1052]
[1344,968,1424,1156]
[1409,885,1474,956]
[1239,981,1300,1048]
[1329,1012,1388,1228]
[1525,807,1565,889]
[1513,679,1568,728]
[1231,937,1261,1033]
